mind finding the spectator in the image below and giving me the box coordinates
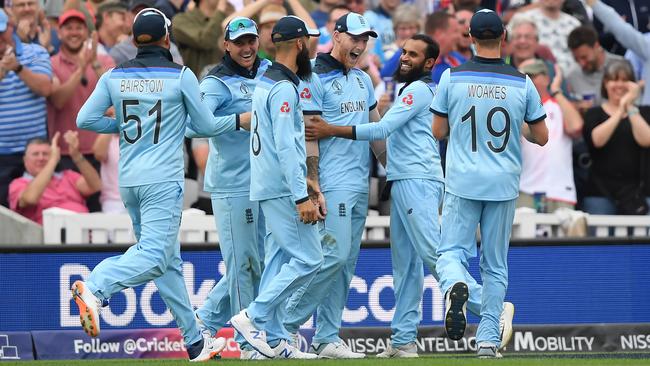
[505,16,556,68]
[310,0,343,29]
[109,0,184,65]
[346,0,366,15]
[154,0,190,22]
[364,0,400,54]
[172,0,231,75]
[518,59,582,211]
[585,0,650,106]
[47,9,114,211]
[425,11,465,83]
[316,5,350,53]
[511,0,580,72]
[92,134,124,213]
[377,4,421,76]
[625,33,650,82]
[0,8,52,207]
[61,0,101,31]
[8,131,102,224]
[593,0,650,55]
[566,25,624,110]
[251,3,286,61]
[10,0,58,54]
[95,1,128,53]
[454,8,473,60]
[582,60,650,215]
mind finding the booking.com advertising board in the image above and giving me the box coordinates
[1,243,650,360]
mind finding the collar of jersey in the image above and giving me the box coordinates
[472,55,505,65]
[268,62,300,86]
[223,52,261,79]
[317,52,349,75]
[135,45,174,62]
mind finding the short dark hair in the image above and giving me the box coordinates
[425,11,453,35]
[567,26,599,50]
[24,137,50,152]
[411,33,440,62]
[601,60,635,100]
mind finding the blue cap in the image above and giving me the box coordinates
[225,17,258,41]
[271,15,320,43]
[469,9,504,40]
[334,12,377,38]
[0,9,8,33]
[132,8,170,44]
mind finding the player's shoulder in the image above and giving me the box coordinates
[411,74,436,95]
[313,53,344,78]
[450,58,527,88]
[114,56,183,77]
[206,63,236,80]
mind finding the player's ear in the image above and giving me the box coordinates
[425,57,435,70]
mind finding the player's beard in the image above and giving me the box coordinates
[296,45,312,81]
[393,59,425,84]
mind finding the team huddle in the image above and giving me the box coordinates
[69,7,548,361]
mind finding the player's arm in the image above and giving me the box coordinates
[430,70,451,140]
[523,76,549,146]
[185,76,246,137]
[269,85,309,205]
[181,69,238,137]
[76,71,119,133]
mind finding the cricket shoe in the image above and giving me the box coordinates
[240,349,269,360]
[188,335,226,362]
[311,341,366,358]
[477,343,503,358]
[71,280,102,337]
[445,282,468,341]
[499,302,515,350]
[376,342,419,358]
[273,339,317,359]
[230,310,274,358]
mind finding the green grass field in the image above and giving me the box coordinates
[3,354,650,366]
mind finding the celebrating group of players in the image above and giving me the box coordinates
[69,5,548,361]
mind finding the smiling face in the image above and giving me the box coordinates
[59,18,89,54]
[225,34,259,70]
[571,44,600,74]
[395,38,432,83]
[603,72,631,104]
[510,22,538,62]
[11,0,38,22]
[23,142,51,177]
[455,9,473,51]
[333,31,369,69]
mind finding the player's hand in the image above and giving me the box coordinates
[305,115,331,140]
[377,93,392,116]
[15,18,32,42]
[239,111,252,130]
[297,199,319,224]
[37,10,52,50]
[0,47,19,73]
[307,177,327,219]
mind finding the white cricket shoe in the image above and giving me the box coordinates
[194,312,213,338]
[477,343,503,358]
[376,342,419,358]
[444,282,468,340]
[240,349,269,360]
[188,336,227,362]
[230,310,274,358]
[71,280,102,337]
[273,339,317,359]
[499,302,515,350]
[311,341,366,359]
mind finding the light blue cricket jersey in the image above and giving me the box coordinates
[77,46,236,187]
[354,74,444,183]
[430,56,546,201]
[299,53,377,193]
[187,55,271,196]
[249,63,308,204]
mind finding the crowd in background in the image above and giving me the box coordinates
[0,0,649,224]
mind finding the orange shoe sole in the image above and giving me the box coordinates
[71,280,100,337]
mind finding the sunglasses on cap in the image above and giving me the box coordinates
[226,17,258,34]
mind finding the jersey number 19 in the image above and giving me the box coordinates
[461,105,511,153]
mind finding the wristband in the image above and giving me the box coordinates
[628,106,640,116]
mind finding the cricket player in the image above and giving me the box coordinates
[229,15,323,359]
[431,9,548,358]
[281,12,382,359]
[186,17,270,360]
[306,33,518,358]
[74,8,237,361]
